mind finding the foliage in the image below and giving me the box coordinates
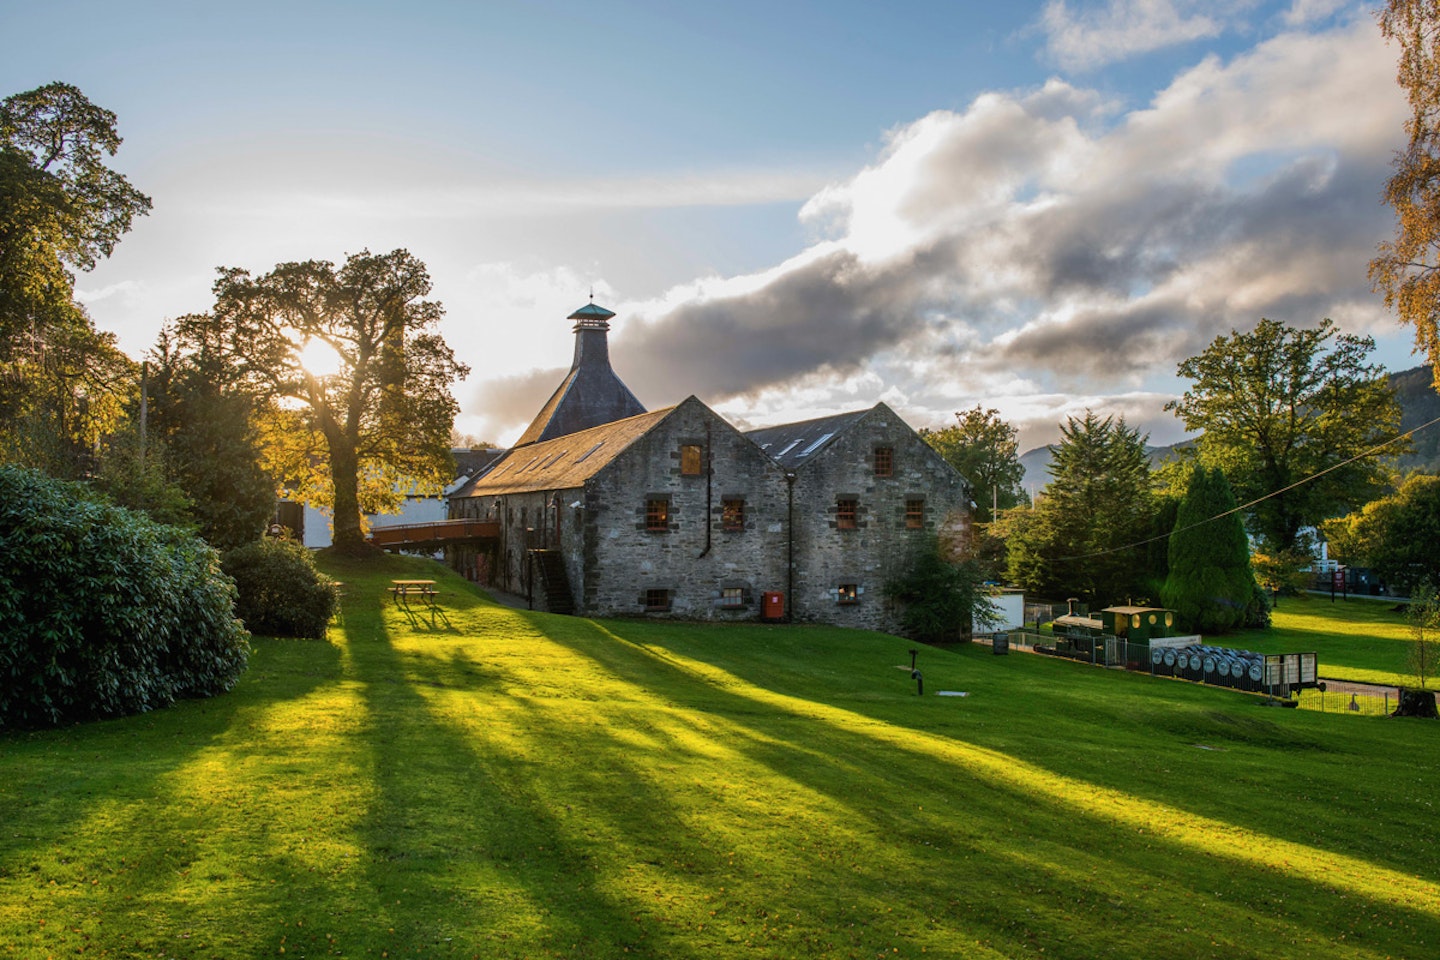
[884,535,999,642]
[144,322,277,549]
[2,553,1439,958]
[1406,580,1440,689]
[1250,546,1313,599]
[87,423,196,530]
[1322,472,1440,596]
[0,83,150,471]
[1160,466,1259,634]
[1167,318,1403,554]
[191,249,468,552]
[921,405,1027,523]
[0,464,249,730]
[1002,411,1159,604]
[221,537,337,639]
[1373,1,1440,379]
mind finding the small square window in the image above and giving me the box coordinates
[836,498,858,530]
[838,583,859,604]
[905,498,925,529]
[874,447,893,477]
[645,588,672,611]
[721,497,745,532]
[680,444,703,476]
[719,587,745,607]
[646,498,669,531]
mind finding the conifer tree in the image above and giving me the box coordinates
[1161,465,1258,634]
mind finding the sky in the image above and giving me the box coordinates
[0,0,1415,452]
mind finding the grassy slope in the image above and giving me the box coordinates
[0,554,1435,959]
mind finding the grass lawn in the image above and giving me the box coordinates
[2,554,1437,959]
[1234,594,1425,690]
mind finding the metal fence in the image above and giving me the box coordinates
[1297,685,1398,716]
[990,629,1398,715]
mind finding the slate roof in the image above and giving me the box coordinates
[459,406,675,498]
[744,409,872,470]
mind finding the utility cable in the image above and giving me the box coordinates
[1043,413,1440,564]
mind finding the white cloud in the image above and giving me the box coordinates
[1283,0,1348,27]
[1039,0,1236,72]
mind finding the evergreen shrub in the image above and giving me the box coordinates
[1161,466,1261,634]
[221,538,337,639]
[0,464,251,730]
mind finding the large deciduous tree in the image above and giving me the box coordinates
[195,249,469,553]
[1373,1,1440,376]
[1001,411,1159,604]
[921,405,1026,524]
[1167,318,1403,554]
[0,82,150,473]
[1322,472,1440,596]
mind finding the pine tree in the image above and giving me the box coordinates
[1161,466,1258,634]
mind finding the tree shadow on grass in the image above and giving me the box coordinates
[343,601,693,958]
[481,609,1440,959]
[0,635,347,957]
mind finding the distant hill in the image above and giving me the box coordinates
[1018,441,1190,495]
[1391,364,1440,473]
[1018,365,1440,494]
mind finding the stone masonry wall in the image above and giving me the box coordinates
[581,397,790,619]
[788,404,972,633]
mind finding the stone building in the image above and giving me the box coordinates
[449,302,972,632]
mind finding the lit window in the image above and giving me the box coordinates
[645,589,672,611]
[837,498,858,530]
[905,498,924,529]
[874,447,893,477]
[646,498,669,531]
[680,444,703,476]
[722,498,745,532]
[720,587,745,607]
[838,583,859,604]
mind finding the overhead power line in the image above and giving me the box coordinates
[1045,414,1440,564]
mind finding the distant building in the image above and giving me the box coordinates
[448,302,972,632]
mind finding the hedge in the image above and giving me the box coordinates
[0,465,251,729]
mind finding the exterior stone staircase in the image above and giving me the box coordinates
[529,549,575,615]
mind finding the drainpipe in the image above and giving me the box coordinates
[785,471,796,622]
[698,421,714,559]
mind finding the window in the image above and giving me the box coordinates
[646,498,669,531]
[874,447,894,477]
[837,583,859,604]
[680,444,703,476]
[836,498,858,530]
[719,587,745,608]
[800,433,834,457]
[645,588,672,612]
[721,498,745,532]
[905,498,925,529]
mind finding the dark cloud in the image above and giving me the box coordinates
[612,247,931,403]
[472,367,566,435]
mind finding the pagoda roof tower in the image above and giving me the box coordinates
[513,301,647,447]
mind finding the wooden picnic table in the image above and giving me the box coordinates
[389,579,438,610]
